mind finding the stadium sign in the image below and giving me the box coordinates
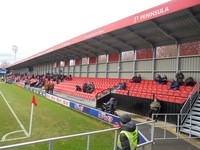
[134,6,169,23]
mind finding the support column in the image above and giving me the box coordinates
[105,54,108,78]
[118,52,121,78]
[95,56,98,78]
[176,43,180,73]
[133,50,136,74]
[152,46,156,80]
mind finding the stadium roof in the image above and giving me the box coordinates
[7,0,200,69]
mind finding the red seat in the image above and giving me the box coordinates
[146,93,153,99]
[168,96,176,103]
[180,91,188,98]
[168,90,174,96]
[174,91,180,96]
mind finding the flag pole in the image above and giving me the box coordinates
[28,103,34,137]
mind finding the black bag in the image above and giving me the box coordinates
[185,77,195,86]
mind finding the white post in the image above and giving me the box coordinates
[29,103,34,137]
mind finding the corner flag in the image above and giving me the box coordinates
[29,95,37,137]
[32,95,37,106]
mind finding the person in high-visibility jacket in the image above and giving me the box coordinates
[117,114,139,150]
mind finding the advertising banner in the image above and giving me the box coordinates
[45,94,148,144]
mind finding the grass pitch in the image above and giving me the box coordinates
[0,83,115,150]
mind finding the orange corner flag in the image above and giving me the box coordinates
[32,95,37,106]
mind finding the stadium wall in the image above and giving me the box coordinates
[14,45,200,82]
[18,54,200,81]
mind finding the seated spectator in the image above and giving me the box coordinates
[65,75,69,80]
[169,79,179,90]
[29,80,37,86]
[68,74,72,80]
[102,97,118,114]
[160,75,168,84]
[34,80,41,88]
[56,75,59,84]
[120,81,127,90]
[176,70,184,86]
[185,77,195,86]
[82,82,88,93]
[147,96,161,121]
[86,82,95,93]
[38,80,45,88]
[135,74,142,83]
[75,85,82,91]
[130,74,137,83]
[155,74,162,84]
[103,97,115,106]
[60,75,65,82]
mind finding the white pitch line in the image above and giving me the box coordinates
[0,91,29,138]
[0,136,28,142]
[1,130,24,141]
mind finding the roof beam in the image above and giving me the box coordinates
[107,33,136,50]
[126,27,155,46]
[158,13,192,26]
[96,39,120,53]
[187,8,200,25]
[76,44,101,55]
[57,48,81,58]
[150,20,178,43]
[51,51,76,60]
[84,39,112,54]
[69,45,97,57]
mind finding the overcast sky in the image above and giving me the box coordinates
[0,0,170,65]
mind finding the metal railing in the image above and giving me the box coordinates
[180,82,200,124]
[0,128,118,150]
[152,113,200,140]
[0,121,155,150]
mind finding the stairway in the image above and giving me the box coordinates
[180,92,200,137]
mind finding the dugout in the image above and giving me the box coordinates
[96,93,183,124]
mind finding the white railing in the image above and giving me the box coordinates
[152,113,200,140]
[0,128,118,150]
[0,122,155,150]
[180,82,200,124]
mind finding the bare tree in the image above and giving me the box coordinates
[0,60,10,67]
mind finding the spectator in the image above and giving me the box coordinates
[38,80,45,88]
[117,114,139,150]
[75,85,82,91]
[49,81,54,94]
[176,70,184,86]
[103,97,115,107]
[69,74,72,80]
[60,75,65,82]
[65,75,69,80]
[147,96,161,121]
[82,82,88,93]
[155,74,162,84]
[130,74,137,83]
[34,80,41,88]
[120,81,127,90]
[56,75,59,84]
[86,82,95,93]
[185,77,195,86]
[44,81,49,93]
[169,79,179,90]
[160,75,168,84]
[135,74,142,83]
[101,97,117,114]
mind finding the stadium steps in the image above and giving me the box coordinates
[180,92,200,137]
